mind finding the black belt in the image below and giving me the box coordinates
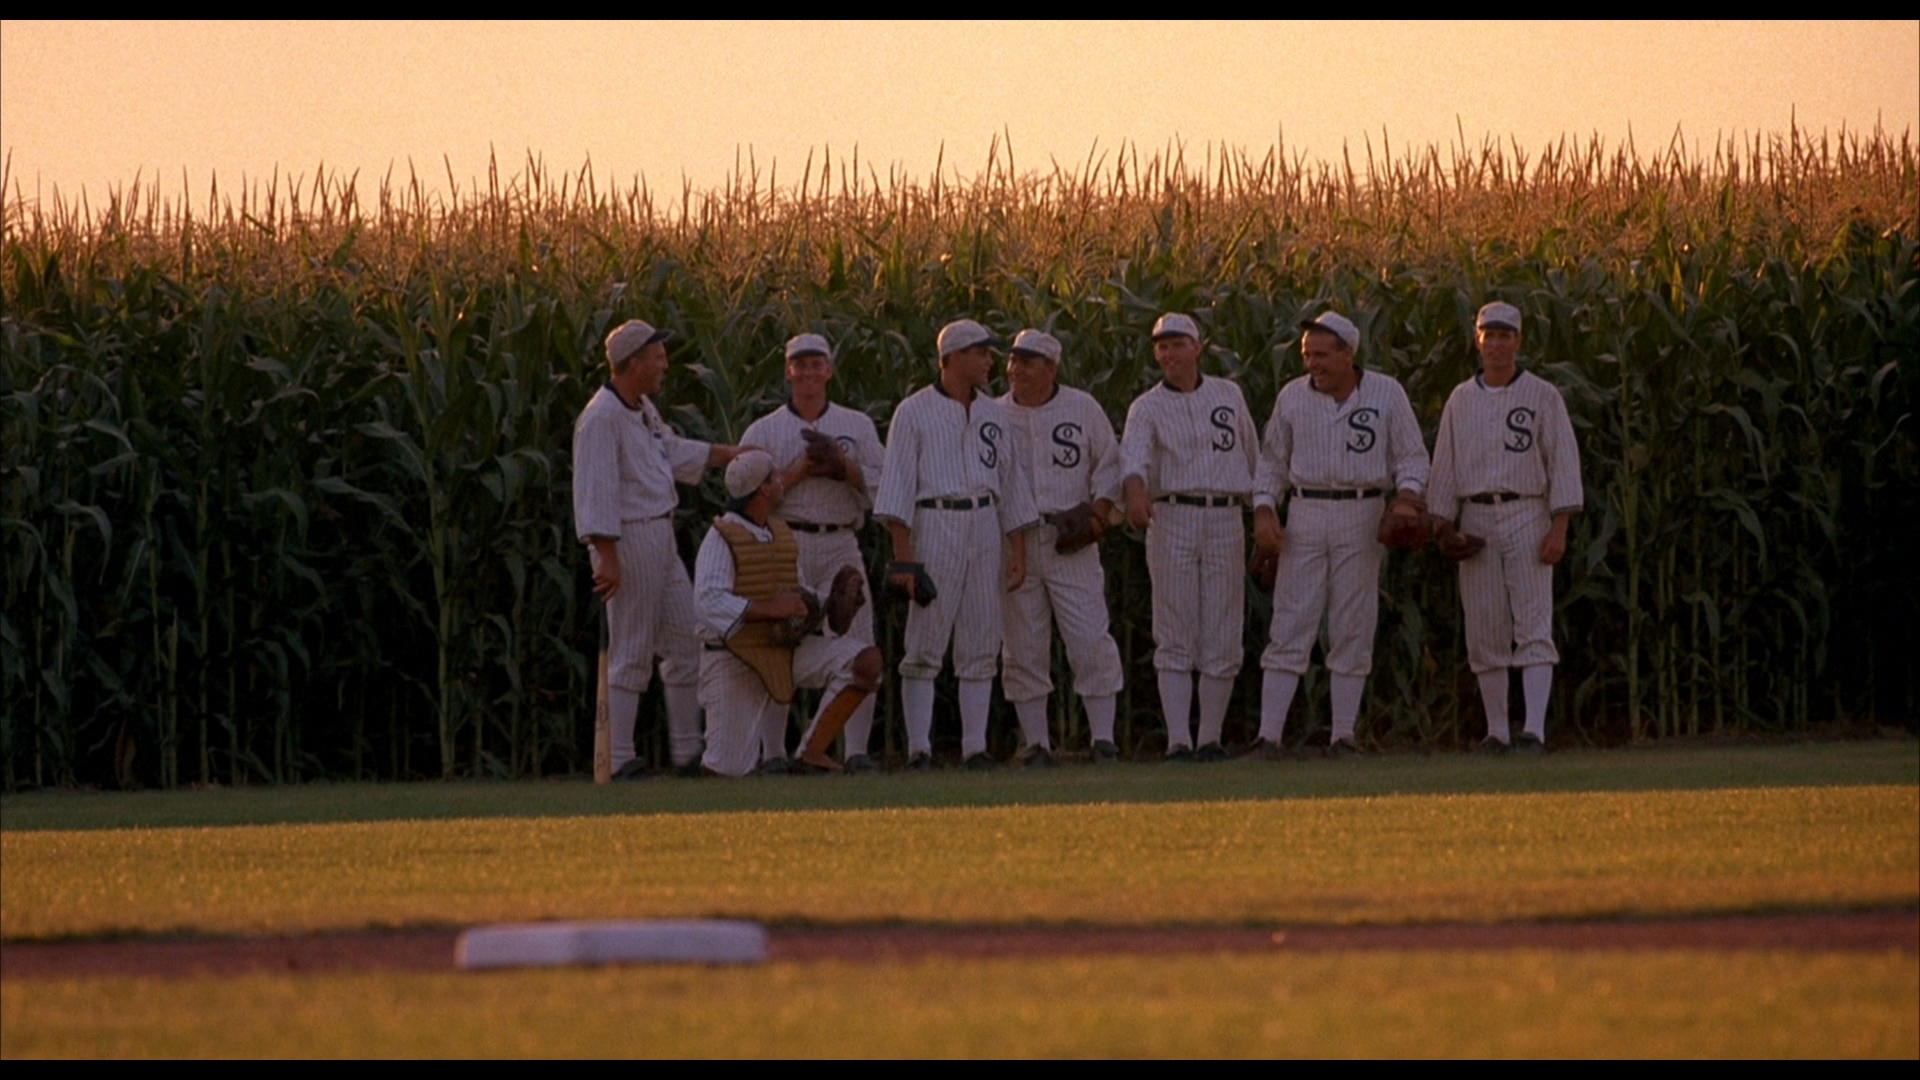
[1467,492,1530,505]
[1292,487,1385,501]
[1155,494,1239,508]
[784,520,851,534]
[916,494,994,510]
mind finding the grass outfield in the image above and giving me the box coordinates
[5,953,1917,1058]
[2,744,1915,939]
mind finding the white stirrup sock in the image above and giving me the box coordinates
[1477,669,1511,743]
[841,695,877,757]
[608,686,641,769]
[1260,672,1300,743]
[1158,671,1194,750]
[1196,675,1234,748]
[959,679,994,758]
[902,677,936,756]
[1083,694,1117,745]
[759,702,789,761]
[1014,698,1051,750]
[664,682,704,766]
[1521,665,1553,741]
[1329,674,1365,744]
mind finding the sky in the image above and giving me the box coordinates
[3,21,1916,206]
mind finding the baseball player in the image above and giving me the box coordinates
[997,329,1127,765]
[874,319,1041,771]
[737,333,887,772]
[1120,313,1260,761]
[1249,312,1430,758]
[692,449,883,777]
[1428,301,1584,754]
[572,319,740,778]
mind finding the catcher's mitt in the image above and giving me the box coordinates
[824,565,866,635]
[886,560,938,607]
[1378,494,1432,551]
[1248,546,1280,593]
[767,589,825,647]
[1432,517,1487,562]
[800,428,849,482]
[1045,501,1106,555]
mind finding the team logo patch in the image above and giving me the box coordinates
[1209,406,1238,452]
[1051,422,1084,468]
[1505,407,1536,452]
[979,421,1003,468]
[836,434,856,455]
[1346,407,1379,453]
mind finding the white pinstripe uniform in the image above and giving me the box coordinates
[572,383,710,770]
[998,383,1125,736]
[1120,369,1259,749]
[875,381,1040,757]
[1253,367,1429,748]
[738,401,885,756]
[691,513,869,777]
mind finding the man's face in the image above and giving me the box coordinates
[1006,351,1057,400]
[630,341,669,396]
[1476,326,1520,370]
[945,343,995,389]
[1300,331,1354,392]
[1152,334,1201,379]
[785,351,832,396]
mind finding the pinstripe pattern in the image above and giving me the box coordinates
[1118,375,1259,500]
[571,385,711,538]
[1251,371,1429,508]
[738,402,885,528]
[998,386,1124,706]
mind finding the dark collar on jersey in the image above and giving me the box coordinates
[1474,366,1529,390]
[784,398,831,422]
[932,381,978,404]
[1158,373,1206,394]
[1012,385,1060,407]
[603,380,643,411]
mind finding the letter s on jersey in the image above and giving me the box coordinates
[1051,422,1083,468]
[1504,407,1536,452]
[979,421,1003,468]
[1346,408,1379,453]
[1209,406,1238,452]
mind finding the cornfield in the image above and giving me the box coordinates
[3,126,1915,788]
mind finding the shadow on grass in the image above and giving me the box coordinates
[3,740,1915,833]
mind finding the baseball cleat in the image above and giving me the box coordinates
[1513,733,1546,756]
[906,751,933,773]
[1092,740,1120,764]
[844,754,879,774]
[1236,737,1286,761]
[612,759,651,781]
[1164,745,1194,763]
[963,751,999,772]
[757,756,791,776]
[1018,745,1055,769]
[1472,736,1510,756]
[1193,742,1228,763]
[1326,738,1361,759]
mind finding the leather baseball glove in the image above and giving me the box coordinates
[1432,517,1487,562]
[886,560,938,607]
[1045,501,1107,555]
[1248,546,1280,593]
[800,428,850,482]
[767,588,825,647]
[1378,493,1432,551]
[824,565,866,635]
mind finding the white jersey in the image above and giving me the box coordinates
[874,383,1040,536]
[691,512,767,644]
[1119,375,1259,499]
[571,384,711,538]
[738,401,885,528]
[1427,369,1583,520]
[1253,370,1430,509]
[997,385,1121,514]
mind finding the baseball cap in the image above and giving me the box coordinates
[1151,313,1201,341]
[936,319,1004,358]
[785,333,833,361]
[1298,311,1360,352]
[724,448,777,499]
[1008,329,1062,364]
[1476,302,1523,332]
[605,319,670,365]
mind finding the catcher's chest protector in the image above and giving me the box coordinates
[715,519,802,703]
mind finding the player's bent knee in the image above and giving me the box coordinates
[852,646,883,691]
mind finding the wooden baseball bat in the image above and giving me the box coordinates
[593,600,612,784]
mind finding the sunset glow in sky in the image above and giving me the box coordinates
[3,21,1916,204]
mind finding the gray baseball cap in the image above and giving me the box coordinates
[785,333,833,361]
[1298,311,1360,352]
[605,319,670,366]
[1151,312,1201,341]
[1476,302,1523,332]
[1009,329,1062,364]
[724,448,777,499]
[936,319,1004,358]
